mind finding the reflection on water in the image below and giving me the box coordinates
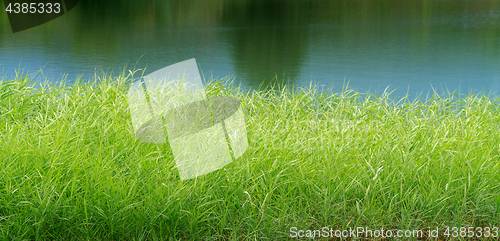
[221,0,311,87]
[0,0,499,97]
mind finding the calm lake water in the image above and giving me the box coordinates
[1,0,500,98]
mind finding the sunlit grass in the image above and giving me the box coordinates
[1,70,500,240]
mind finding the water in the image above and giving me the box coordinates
[1,0,499,98]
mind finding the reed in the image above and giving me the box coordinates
[1,70,500,240]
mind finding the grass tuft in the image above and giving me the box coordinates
[1,70,500,240]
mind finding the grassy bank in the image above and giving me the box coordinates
[1,71,500,240]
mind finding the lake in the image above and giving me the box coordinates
[1,0,499,98]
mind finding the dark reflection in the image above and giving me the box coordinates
[66,0,314,87]
[73,0,227,28]
[221,0,311,88]
[66,0,230,69]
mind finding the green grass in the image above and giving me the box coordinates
[1,70,500,240]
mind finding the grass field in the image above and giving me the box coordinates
[1,70,500,240]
